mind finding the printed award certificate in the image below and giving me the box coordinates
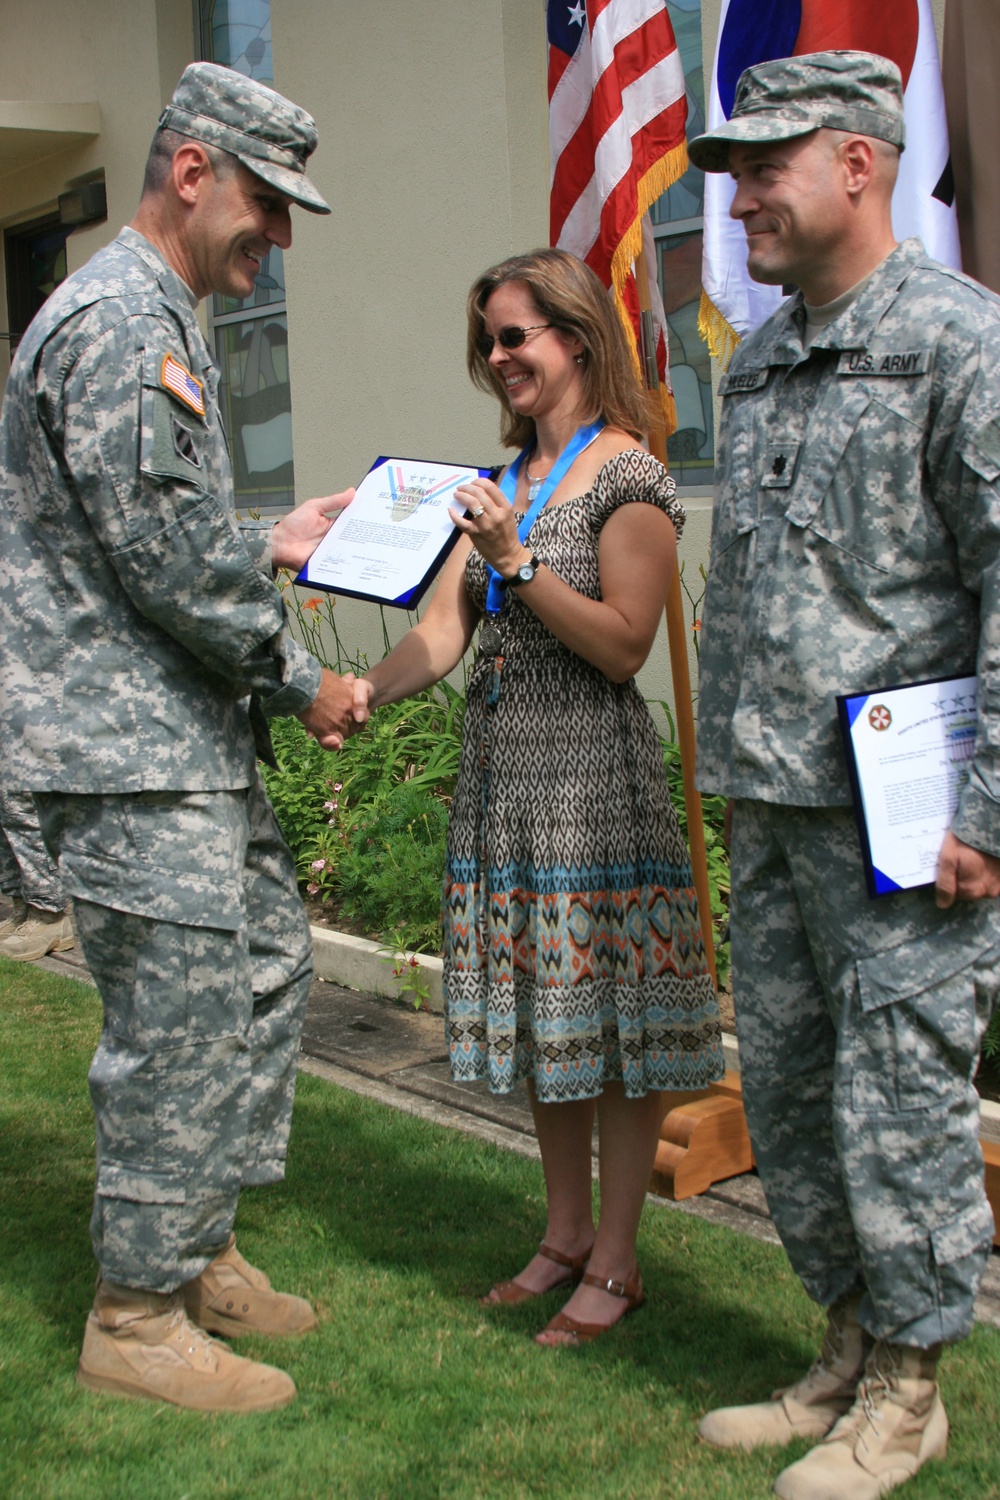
[836,675,977,898]
[296,455,494,608]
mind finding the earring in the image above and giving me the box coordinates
[575,353,584,364]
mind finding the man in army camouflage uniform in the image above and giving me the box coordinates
[0,63,358,1412]
[0,785,74,960]
[688,52,1000,1500]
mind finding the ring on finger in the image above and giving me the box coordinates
[471,506,485,518]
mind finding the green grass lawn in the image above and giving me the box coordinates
[2,957,999,1500]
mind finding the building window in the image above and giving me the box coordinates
[197,0,294,513]
[651,0,714,488]
[4,216,71,355]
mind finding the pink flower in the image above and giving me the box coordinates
[333,783,343,793]
[310,858,326,871]
[306,882,320,895]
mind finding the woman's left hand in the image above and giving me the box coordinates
[450,478,527,579]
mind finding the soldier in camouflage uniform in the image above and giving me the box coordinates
[688,52,1000,1500]
[0,63,358,1412]
[0,785,74,959]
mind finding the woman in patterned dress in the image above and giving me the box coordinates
[352,250,722,1344]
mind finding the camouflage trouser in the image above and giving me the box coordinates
[730,800,1000,1348]
[35,774,312,1293]
[0,785,64,910]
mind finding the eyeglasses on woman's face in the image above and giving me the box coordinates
[475,323,552,359]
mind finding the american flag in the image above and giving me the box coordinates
[161,352,205,416]
[548,0,688,431]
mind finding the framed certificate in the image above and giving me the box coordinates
[296,455,496,609]
[836,674,978,898]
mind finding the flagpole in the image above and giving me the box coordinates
[634,238,718,988]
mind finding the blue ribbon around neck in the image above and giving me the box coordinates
[484,419,606,614]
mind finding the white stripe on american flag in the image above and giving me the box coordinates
[556,55,686,261]
[550,0,672,168]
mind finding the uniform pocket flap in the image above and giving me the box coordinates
[856,926,975,1013]
[930,1198,994,1267]
[97,1161,186,1204]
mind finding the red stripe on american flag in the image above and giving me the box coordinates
[550,11,678,246]
[583,95,687,282]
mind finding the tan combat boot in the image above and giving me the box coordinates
[0,896,28,939]
[77,1280,297,1412]
[699,1292,872,1451]
[774,1341,947,1500]
[0,905,75,961]
[183,1235,317,1338]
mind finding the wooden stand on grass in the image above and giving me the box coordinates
[983,1139,1000,1247]
[651,1073,753,1200]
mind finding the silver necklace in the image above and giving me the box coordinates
[525,456,552,505]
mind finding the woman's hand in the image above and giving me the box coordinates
[352,676,376,725]
[450,477,529,581]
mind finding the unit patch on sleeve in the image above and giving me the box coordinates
[161,353,206,416]
[837,349,931,377]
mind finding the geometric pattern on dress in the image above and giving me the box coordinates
[441,449,724,1103]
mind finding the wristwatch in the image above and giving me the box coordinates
[506,554,540,587]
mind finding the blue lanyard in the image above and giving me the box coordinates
[484,419,605,614]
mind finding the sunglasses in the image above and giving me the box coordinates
[475,323,552,359]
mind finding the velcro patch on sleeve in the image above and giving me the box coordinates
[837,349,930,377]
[161,353,206,416]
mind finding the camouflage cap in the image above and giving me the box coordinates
[688,50,905,174]
[159,62,330,214]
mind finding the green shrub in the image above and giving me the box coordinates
[336,781,450,953]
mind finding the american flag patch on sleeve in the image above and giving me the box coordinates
[161,353,206,417]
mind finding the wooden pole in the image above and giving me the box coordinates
[634,238,718,986]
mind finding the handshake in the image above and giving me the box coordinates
[272,489,380,752]
[295,671,376,751]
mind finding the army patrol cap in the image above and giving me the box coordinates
[158,62,330,214]
[688,50,905,173]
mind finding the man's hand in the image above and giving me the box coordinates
[271,489,355,572]
[935,830,1000,909]
[296,669,359,750]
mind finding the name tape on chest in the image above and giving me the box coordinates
[161,353,206,416]
[719,369,769,396]
[838,349,930,378]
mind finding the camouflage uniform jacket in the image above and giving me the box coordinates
[0,227,320,793]
[697,238,1000,856]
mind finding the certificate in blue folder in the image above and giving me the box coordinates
[836,674,977,899]
[295,455,494,609]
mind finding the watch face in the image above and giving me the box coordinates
[518,561,535,582]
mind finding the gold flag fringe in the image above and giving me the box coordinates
[697,290,741,368]
[606,142,689,438]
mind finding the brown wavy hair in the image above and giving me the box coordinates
[466,248,654,449]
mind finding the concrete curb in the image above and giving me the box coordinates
[310,924,444,1011]
[306,924,1000,1144]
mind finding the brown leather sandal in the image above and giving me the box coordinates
[479,1241,592,1307]
[534,1269,645,1344]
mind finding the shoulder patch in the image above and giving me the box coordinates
[837,349,930,378]
[161,353,206,416]
[719,368,769,396]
